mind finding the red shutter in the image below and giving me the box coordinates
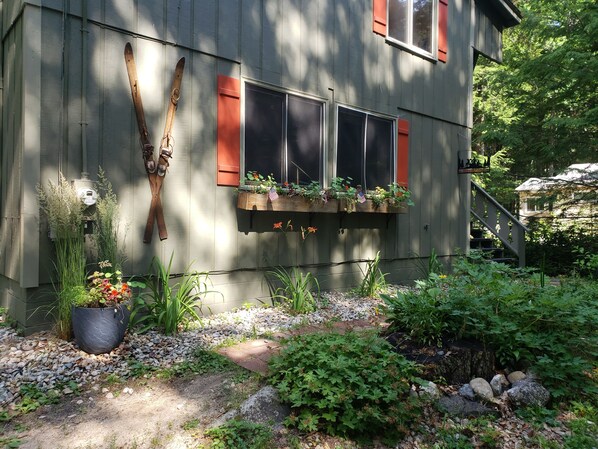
[373,0,387,36]
[397,119,409,188]
[216,75,241,186]
[438,0,448,63]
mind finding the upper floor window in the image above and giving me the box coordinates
[336,106,395,191]
[388,0,437,57]
[244,83,324,184]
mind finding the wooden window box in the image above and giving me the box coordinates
[237,192,407,214]
[237,191,338,213]
[339,198,408,214]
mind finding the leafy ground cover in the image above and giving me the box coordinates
[383,255,598,402]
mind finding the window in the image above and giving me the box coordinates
[373,0,447,62]
[336,106,395,191]
[526,198,552,212]
[388,0,436,56]
[244,83,324,185]
[217,76,408,189]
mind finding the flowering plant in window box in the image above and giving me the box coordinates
[238,171,278,194]
[330,178,414,213]
[237,172,337,212]
[326,177,358,212]
[366,183,414,211]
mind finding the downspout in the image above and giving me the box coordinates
[60,0,69,174]
[80,0,89,179]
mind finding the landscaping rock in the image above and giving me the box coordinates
[507,380,550,408]
[238,385,290,426]
[470,378,495,401]
[490,374,509,396]
[410,381,441,401]
[458,384,475,401]
[507,371,526,384]
[210,386,291,429]
[437,395,500,418]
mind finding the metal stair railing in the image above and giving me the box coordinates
[471,181,529,267]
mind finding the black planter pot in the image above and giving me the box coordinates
[72,305,130,355]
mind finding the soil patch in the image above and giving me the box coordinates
[3,372,260,449]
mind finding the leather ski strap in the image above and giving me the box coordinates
[143,56,185,242]
[124,43,168,243]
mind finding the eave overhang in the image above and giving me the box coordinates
[488,0,522,28]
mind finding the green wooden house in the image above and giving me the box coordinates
[1,0,523,334]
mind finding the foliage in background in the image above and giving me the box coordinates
[204,419,273,449]
[37,174,86,339]
[471,149,519,212]
[525,220,598,276]
[269,331,421,444]
[473,0,597,179]
[131,253,214,335]
[383,254,598,400]
[94,168,124,270]
[573,246,598,279]
[357,251,388,297]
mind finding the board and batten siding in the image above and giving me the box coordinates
[472,0,506,62]
[1,0,497,331]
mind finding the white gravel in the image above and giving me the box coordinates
[0,289,401,409]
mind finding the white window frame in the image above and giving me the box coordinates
[334,104,397,190]
[387,0,438,60]
[241,79,328,185]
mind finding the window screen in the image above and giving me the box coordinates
[244,83,324,184]
[337,107,394,191]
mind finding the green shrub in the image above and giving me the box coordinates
[267,266,319,314]
[357,251,388,297]
[382,274,447,346]
[573,246,598,279]
[526,220,598,277]
[131,253,215,335]
[268,331,421,443]
[204,419,272,449]
[383,256,598,400]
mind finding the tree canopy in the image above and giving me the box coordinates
[473,0,597,181]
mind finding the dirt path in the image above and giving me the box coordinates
[3,372,259,449]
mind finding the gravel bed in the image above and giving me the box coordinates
[0,289,394,408]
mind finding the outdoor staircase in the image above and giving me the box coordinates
[470,181,528,267]
[470,226,517,265]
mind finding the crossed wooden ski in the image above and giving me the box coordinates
[124,43,185,243]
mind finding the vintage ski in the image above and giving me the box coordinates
[143,56,185,243]
[124,43,168,243]
[124,43,158,176]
